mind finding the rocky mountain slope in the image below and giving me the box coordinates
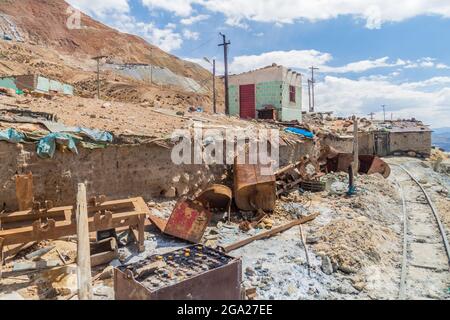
[0,0,223,111]
[0,0,210,83]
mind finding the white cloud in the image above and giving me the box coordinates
[67,0,130,17]
[313,76,450,127]
[138,0,450,29]
[141,0,195,16]
[322,57,405,73]
[436,63,450,70]
[226,50,450,74]
[183,29,200,40]
[229,50,332,74]
[180,14,210,25]
[112,14,183,51]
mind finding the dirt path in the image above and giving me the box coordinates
[388,161,450,299]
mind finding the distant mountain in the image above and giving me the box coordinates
[432,128,450,151]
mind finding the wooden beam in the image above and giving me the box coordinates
[76,183,92,300]
[223,212,319,252]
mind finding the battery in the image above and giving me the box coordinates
[114,245,243,300]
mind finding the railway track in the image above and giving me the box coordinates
[392,164,450,300]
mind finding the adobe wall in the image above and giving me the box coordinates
[0,138,315,211]
[389,131,431,156]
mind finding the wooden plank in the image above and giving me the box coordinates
[0,211,141,245]
[223,212,319,253]
[15,173,33,211]
[76,183,92,300]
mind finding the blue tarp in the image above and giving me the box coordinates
[0,128,25,143]
[284,127,315,139]
[36,133,81,159]
[41,121,113,143]
[1,124,113,158]
[74,127,113,143]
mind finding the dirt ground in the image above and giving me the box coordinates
[2,157,447,300]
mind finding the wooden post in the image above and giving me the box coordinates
[76,183,92,300]
[353,115,359,174]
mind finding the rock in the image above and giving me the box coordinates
[306,236,320,244]
[352,282,366,292]
[245,267,255,276]
[321,256,333,275]
[407,151,416,157]
[163,187,177,198]
[0,292,25,300]
[338,265,358,274]
[102,102,112,108]
[98,266,114,280]
[90,114,97,119]
[329,181,347,195]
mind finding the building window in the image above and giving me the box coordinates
[289,85,296,103]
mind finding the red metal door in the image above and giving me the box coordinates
[239,84,256,119]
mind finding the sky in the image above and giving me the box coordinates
[67,0,450,128]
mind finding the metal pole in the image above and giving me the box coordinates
[219,33,231,115]
[353,115,359,174]
[96,59,100,99]
[150,48,153,85]
[213,59,216,113]
[382,105,386,122]
[308,80,312,113]
[310,66,319,112]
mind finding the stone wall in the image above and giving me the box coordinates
[0,138,314,211]
[389,131,431,156]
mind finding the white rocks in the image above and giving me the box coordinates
[321,256,334,275]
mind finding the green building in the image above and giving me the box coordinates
[228,64,302,122]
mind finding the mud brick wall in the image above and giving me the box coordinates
[0,139,315,211]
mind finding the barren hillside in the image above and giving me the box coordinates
[0,0,210,84]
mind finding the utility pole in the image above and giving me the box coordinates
[381,104,386,122]
[204,57,217,113]
[368,112,375,120]
[219,33,231,115]
[308,80,313,113]
[309,66,319,112]
[150,47,153,85]
[213,59,217,113]
[92,55,107,99]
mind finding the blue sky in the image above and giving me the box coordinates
[67,0,450,128]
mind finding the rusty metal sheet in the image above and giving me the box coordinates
[196,184,232,210]
[149,199,212,243]
[234,161,276,211]
[114,245,243,300]
[325,153,391,178]
[359,155,391,178]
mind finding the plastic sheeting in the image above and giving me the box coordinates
[41,121,113,143]
[36,133,81,159]
[284,127,314,139]
[0,128,25,143]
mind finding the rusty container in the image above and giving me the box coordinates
[358,155,391,178]
[234,161,276,212]
[148,199,212,243]
[114,245,243,300]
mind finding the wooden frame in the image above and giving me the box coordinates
[0,197,149,261]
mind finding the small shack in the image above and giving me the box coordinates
[228,64,302,122]
[0,74,74,95]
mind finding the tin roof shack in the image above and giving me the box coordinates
[387,121,432,157]
[228,64,302,122]
[0,75,74,95]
